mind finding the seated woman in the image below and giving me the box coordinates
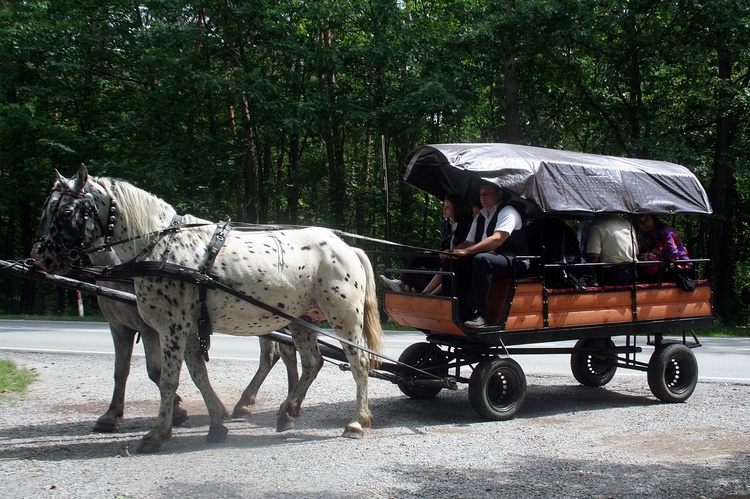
[380,193,473,293]
[637,214,691,282]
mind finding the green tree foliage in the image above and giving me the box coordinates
[1,0,749,321]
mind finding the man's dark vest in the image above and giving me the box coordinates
[474,203,529,257]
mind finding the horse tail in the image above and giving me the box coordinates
[354,247,384,368]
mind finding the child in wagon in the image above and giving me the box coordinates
[636,214,691,282]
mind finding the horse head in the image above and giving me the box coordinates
[32,164,110,273]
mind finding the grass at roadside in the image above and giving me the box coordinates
[702,324,750,337]
[0,359,38,398]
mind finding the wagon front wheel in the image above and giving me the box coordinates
[396,342,449,399]
[647,343,698,403]
[468,357,526,421]
[570,338,617,387]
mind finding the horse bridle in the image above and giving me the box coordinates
[35,185,117,261]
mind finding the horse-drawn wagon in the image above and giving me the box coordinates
[382,143,713,421]
[22,142,713,451]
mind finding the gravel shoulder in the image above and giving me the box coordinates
[1,350,749,498]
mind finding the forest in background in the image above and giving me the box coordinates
[1,0,749,322]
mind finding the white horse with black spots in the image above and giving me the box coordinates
[85,247,299,432]
[32,165,383,453]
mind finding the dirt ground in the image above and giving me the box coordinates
[1,350,749,498]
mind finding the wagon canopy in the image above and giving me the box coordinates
[402,143,712,216]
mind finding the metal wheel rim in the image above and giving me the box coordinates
[587,352,612,376]
[664,354,692,394]
[486,367,522,411]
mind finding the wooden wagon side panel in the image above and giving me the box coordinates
[547,290,633,328]
[383,293,466,336]
[636,284,712,321]
[383,279,713,337]
[492,281,545,330]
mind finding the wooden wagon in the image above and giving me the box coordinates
[382,143,713,420]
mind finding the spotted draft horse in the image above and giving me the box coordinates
[32,165,384,453]
[86,248,299,431]
[88,248,192,432]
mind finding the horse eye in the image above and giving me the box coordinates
[62,208,74,218]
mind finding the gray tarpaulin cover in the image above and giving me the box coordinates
[402,143,712,216]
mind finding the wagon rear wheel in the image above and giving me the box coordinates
[647,343,698,403]
[397,342,449,399]
[468,357,526,421]
[570,338,617,387]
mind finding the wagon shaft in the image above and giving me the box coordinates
[0,259,136,304]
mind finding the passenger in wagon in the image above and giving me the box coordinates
[636,214,691,282]
[420,198,481,295]
[380,193,473,293]
[448,183,529,329]
[585,214,638,286]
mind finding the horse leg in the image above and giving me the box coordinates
[276,324,322,432]
[182,333,230,443]
[93,324,134,432]
[231,335,282,418]
[140,327,189,426]
[136,326,185,454]
[279,342,299,394]
[340,342,373,439]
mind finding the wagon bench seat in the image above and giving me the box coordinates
[383,278,713,337]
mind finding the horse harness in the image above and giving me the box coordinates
[42,186,233,361]
[86,217,396,366]
[97,218,232,361]
[39,184,444,371]
[35,198,450,380]
[197,221,232,360]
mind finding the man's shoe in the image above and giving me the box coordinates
[464,315,488,329]
[379,275,403,292]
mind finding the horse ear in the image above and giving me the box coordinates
[72,163,89,192]
[55,169,66,185]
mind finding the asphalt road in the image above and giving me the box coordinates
[1,319,749,381]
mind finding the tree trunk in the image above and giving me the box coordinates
[258,142,272,224]
[708,49,736,321]
[219,0,257,223]
[321,27,346,228]
[504,56,520,144]
[288,133,301,224]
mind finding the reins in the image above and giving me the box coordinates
[87,220,450,258]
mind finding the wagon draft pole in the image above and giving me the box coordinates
[0,259,136,304]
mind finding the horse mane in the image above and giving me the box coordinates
[91,176,174,239]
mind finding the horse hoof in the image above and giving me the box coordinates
[231,406,252,419]
[342,424,364,439]
[172,408,189,427]
[276,418,296,433]
[92,418,118,433]
[136,437,164,454]
[207,424,229,443]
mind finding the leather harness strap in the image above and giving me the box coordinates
[196,221,232,361]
